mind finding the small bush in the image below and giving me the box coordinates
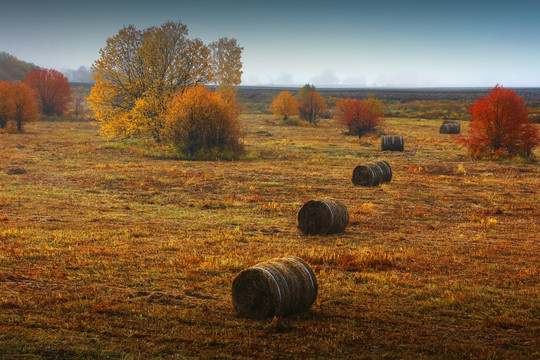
[336,95,384,137]
[298,91,328,125]
[163,85,244,158]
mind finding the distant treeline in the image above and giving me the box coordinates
[0,52,94,84]
[0,52,40,81]
[238,86,540,102]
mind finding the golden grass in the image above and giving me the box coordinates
[0,112,539,359]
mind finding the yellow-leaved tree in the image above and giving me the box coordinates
[269,91,298,121]
[88,21,243,141]
[210,38,244,87]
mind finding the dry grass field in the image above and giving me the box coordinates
[1,95,539,359]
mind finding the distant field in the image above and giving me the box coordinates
[1,89,539,359]
[235,86,540,122]
[235,85,540,100]
[69,84,540,122]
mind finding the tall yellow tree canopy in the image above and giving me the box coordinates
[88,21,243,141]
[210,38,244,87]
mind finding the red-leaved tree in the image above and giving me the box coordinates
[459,85,539,158]
[336,95,384,137]
[25,68,72,116]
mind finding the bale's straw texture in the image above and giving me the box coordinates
[352,160,392,186]
[439,121,461,134]
[376,160,392,182]
[443,120,461,130]
[381,136,404,151]
[232,256,318,319]
[298,199,349,235]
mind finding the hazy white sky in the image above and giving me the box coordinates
[1,0,539,87]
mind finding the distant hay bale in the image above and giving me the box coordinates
[439,120,461,134]
[381,136,404,151]
[298,199,348,235]
[232,256,318,319]
[352,160,392,186]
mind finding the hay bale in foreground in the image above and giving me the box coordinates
[439,120,461,134]
[298,199,348,235]
[352,160,392,186]
[381,136,404,151]
[232,256,318,319]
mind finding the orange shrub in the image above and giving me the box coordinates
[8,81,38,132]
[298,91,328,124]
[164,85,243,156]
[0,81,14,129]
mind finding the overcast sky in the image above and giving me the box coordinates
[1,0,539,87]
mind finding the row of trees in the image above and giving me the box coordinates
[269,85,385,136]
[0,52,39,82]
[88,21,244,152]
[6,21,536,159]
[0,68,72,131]
[269,85,330,125]
[269,84,538,158]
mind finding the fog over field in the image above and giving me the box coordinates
[1,0,539,87]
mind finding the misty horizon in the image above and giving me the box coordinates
[4,1,537,88]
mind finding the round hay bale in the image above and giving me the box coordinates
[297,199,348,235]
[439,121,461,134]
[352,164,379,186]
[352,160,392,186]
[232,256,318,319]
[353,163,381,186]
[381,136,404,151]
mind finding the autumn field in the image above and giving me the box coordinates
[1,90,539,359]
